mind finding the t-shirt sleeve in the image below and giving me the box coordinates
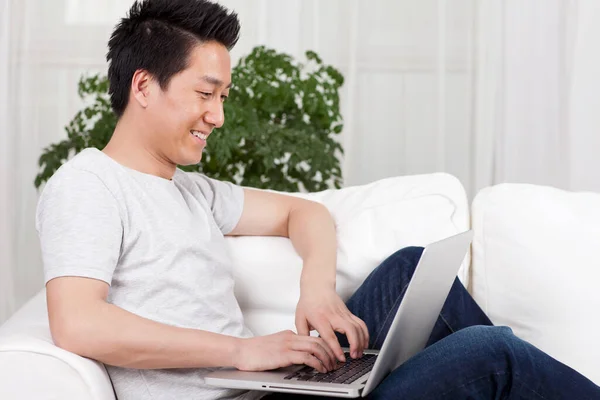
[186,173,245,235]
[36,165,123,285]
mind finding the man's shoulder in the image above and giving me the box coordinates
[48,146,109,174]
[40,148,120,204]
[36,149,123,232]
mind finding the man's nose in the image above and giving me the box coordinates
[204,100,224,128]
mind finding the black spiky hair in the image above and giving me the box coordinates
[106,0,240,117]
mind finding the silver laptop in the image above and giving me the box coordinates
[205,230,474,398]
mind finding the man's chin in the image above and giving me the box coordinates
[177,153,202,167]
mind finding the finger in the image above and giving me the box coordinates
[341,314,364,350]
[317,324,346,363]
[295,314,310,337]
[336,318,361,359]
[291,351,327,373]
[292,336,334,370]
[349,317,365,357]
[310,336,337,368]
[310,319,345,363]
[338,313,364,358]
[344,316,364,357]
[309,317,346,364]
[352,315,370,349]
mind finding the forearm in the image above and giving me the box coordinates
[288,201,337,290]
[56,301,240,369]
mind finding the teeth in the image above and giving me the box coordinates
[191,131,208,140]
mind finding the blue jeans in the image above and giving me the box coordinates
[264,247,600,399]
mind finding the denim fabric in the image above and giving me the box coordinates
[265,246,600,399]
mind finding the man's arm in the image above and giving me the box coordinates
[47,277,240,369]
[48,276,336,372]
[228,188,369,361]
[228,188,336,287]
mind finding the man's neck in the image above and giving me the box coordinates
[102,116,176,181]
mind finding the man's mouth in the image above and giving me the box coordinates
[190,130,208,141]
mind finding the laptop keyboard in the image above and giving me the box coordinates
[284,353,377,385]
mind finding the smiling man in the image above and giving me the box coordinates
[37,1,366,399]
[35,1,600,400]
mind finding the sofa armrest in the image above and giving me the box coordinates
[0,291,116,400]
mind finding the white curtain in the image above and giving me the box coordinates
[476,0,600,193]
[0,0,478,323]
[221,0,480,193]
[0,0,115,324]
[0,0,15,322]
[2,0,600,323]
[566,1,600,192]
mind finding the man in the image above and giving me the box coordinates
[36,0,600,399]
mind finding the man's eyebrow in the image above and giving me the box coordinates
[200,75,232,89]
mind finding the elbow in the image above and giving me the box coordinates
[50,319,86,355]
[50,316,127,367]
[49,315,105,360]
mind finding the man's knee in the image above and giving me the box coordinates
[398,246,425,260]
[459,325,513,339]
[362,246,425,300]
[457,325,517,356]
[386,246,424,273]
[374,326,521,398]
[375,246,424,284]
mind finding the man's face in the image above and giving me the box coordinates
[145,41,231,166]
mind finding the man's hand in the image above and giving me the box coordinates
[233,331,337,373]
[295,287,369,362]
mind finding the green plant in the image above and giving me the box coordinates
[35,46,345,192]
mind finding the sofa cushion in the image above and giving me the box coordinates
[227,173,471,336]
[471,183,600,385]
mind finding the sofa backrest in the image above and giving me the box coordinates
[227,173,471,336]
[470,183,600,385]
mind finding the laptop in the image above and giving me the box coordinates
[205,230,474,398]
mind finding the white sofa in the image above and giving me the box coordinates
[0,173,598,399]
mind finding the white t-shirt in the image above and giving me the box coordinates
[36,148,264,400]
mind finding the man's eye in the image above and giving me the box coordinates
[198,92,211,98]
[221,95,228,102]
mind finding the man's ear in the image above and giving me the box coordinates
[131,69,154,108]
